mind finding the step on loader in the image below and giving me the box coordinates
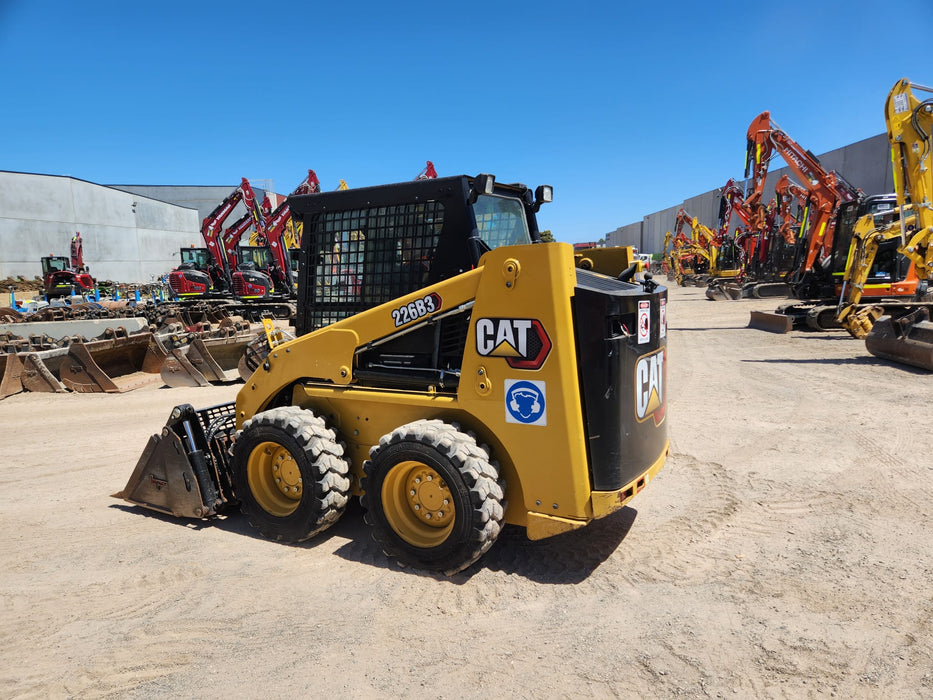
[114,173,670,574]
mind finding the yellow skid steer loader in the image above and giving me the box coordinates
[115,173,669,574]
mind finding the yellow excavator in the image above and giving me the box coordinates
[114,173,670,574]
[835,78,933,370]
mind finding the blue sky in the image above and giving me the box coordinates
[0,1,922,243]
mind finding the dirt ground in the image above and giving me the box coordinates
[0,283,930,699]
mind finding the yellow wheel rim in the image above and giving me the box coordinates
[247,440,302,517]
[382,461,455,548]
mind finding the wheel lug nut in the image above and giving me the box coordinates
[425,513,432,519]
[427,475,432,481]
[414,504,421,511]
[443,499,449,505]
[275,477,281,483]
[415,477,421,484]
[438,511,444,518]
[410,489,416,496]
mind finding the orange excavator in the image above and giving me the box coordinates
[745,111,862,300]
[742,112,880,331]
[744,106,926,332]
[707,178,792,300]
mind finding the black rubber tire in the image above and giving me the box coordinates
[361,419,505,575]
[232,406,350,543]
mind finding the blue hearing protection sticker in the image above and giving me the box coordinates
[505,379,547,426]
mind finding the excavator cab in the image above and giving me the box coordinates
[178,247,213,272]
[830,195,912,293]
[236,246,292,297]
[41,255,94,298]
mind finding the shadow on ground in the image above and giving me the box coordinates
[112,496,639,584]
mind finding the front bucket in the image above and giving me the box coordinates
[748,310,793,333]
[113,429,216,518]
[865,309,933,371]
[0,353,24,400]
[112,402,236,518]
[185,336,247,382]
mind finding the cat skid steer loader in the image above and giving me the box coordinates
[114,174,669,574]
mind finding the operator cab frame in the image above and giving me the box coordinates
[288,174,552,335]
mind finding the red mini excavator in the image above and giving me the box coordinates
[42,231,95,298]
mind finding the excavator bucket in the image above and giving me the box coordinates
[21,351,68,392]
[0,353,24,400]
[705,281,742,301]
[160,348,210,388]
[60,334,167,393]
[160,334,252,388]
[112,402,237,518]
[748,310,793,333]
[864,309,933,372]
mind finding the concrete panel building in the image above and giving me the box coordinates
[605,133,895,255]
[108,183,272,231]
[0,171,201,284]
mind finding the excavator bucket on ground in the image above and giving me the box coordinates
[705,281,742,300]
[19,333,166,393]
[0,353,24,400]
[748,310,793,333]
[160,334,252,388]
[60,334,167,392]
[864,308,933,372]
[21,352,68,392]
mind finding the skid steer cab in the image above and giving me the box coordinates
[114,173,669,574]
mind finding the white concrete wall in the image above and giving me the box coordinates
[0,172,200,284]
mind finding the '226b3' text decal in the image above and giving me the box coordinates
[392,293,442,327]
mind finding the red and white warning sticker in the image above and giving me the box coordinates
[637,300,650,344]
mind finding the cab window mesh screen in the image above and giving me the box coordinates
[307,202,444,329]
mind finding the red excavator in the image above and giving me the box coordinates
[169,177,280,301]
[42,231,95,298]
[249,169,323,296]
